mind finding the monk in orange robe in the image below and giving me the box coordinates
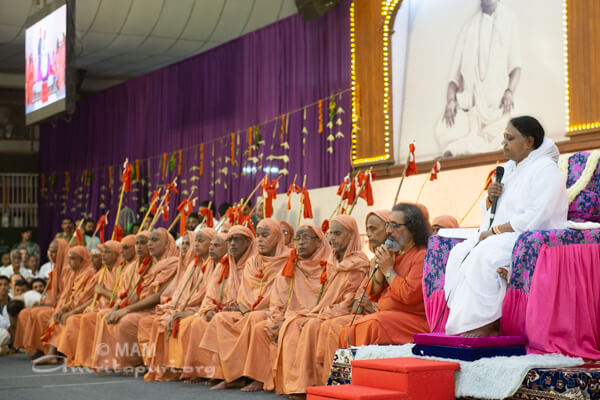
[33,246,96,365]
[14,238,70,356]
[201,218,290,389]
[314,210,390,384]
[156,233,227,378]
[178,225,257,381]
[55,239,126,364]
[141,228,217,381]
[274,215,369,395]
[279,220,295,248]
[72,234,143,368]
[92,228,178,371]
[240,223,331,393]
[339,203,431,348]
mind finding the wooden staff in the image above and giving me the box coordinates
[415,174,429,204]
[138,188,161,234]
[329,170,361,219]
[108,261,126,305]
[150,177,178,229]
[240,180,265,212]
[459,162,498,225]
[91,265,107,308]
[111,159,128,240]
[347,167,372,215]
[393,148,414,206]
[297,174,307,226]
[166,189,197,232]
[167,263,208,339]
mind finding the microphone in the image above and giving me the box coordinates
[384,238,401,253]
[489,166,505,227]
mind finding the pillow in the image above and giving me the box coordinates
[568,190,600,222]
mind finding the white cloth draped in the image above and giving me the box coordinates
[444,138,568,335]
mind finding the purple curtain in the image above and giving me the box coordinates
[39,1,352,251]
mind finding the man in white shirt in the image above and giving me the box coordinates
[0,250,23,278]
[0,276,11,350]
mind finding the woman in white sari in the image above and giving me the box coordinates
[444,116,568,337]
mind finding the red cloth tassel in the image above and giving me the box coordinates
[261,178,278,218]
[113,225,124,242]
[358,172,375,206]
[217,257,230,283]
[165,182,178,203]
[281,249,297,278]
[430,161,441,181]
[405,143,418,176]
[119,298,130,309]
[319,260,328,284]
[212,299,224,312]
[96,214,107,244]
[483,168,496,190]
[76,228,83,246]
[151,190,160,214]
[119,291,128,300]
[321,219,330,234]
[171,319,180,338]
[251,295,264,311]
[177,200,189,237]
[121,161,132,192]
[41,323,55,343]
[302,189,313,219]
[162,205,169,221]
[199,208,214,227]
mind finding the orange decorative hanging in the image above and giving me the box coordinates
[177,150,182,176]
[65,171,70,193]
[231,133,236,165]
[405,143,418,177]
[430,161,441,181]
[161,152,167,181]
[83,169,88,186]
[107,166,114,190]
[280,114,286,141]
[199,143,205,176]
[135,159,140,181]
[318,100,323,134]
[248,126,253,158]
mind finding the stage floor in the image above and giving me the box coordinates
[0,353,279,400]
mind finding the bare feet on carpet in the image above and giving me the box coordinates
[460,320,500,337]
[184,377,206,385]
[211,378,247,390]
[241,380,264,392]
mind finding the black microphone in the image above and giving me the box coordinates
[489,166,505,227]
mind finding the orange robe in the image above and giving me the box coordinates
[71,259,137,367]
[178,226,257,379]
[274,246,369,394]
[198,228,289,382]
[338,246,430,347]
[14,238,70,353]
[92,252,178,371]
[242,223,331,389]
[54,264,118,360]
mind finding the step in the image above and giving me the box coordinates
[351,357,459,400]
[307,384,408,400]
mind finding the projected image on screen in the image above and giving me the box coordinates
[25,4,66,115]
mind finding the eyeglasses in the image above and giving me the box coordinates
[293,235,319,243]
[226,236,246,244]
[385,221,406,230]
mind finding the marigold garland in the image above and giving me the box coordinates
[135,159,140,181]
[318,100,323,134]
[177,150,182,176]
[107,166,113,190]
[248,126,253,158]
[280,114,286,142]
[161,152,167,180]
[231,133,236,165]
[199,143,204,176]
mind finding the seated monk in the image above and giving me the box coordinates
[205,219,290,390]
[339,203,431,347]
[431,215,460,234]
[274,215,369,396]
[178,225,257,382]
[33,246,96,365]
[444,116,567,337]
[14,238,69,358]
[314,210,390,385]
[91,228,178,371]
[72,233,143,368]
[160,233,227,378]
[57,239,126,364]
[141,228,217,381]
[279,221,295,248]
[239,223,331,393]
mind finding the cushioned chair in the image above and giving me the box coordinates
[423,151,600,347]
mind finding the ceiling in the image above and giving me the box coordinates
[0,0,298,90]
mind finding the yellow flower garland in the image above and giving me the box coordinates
[558,151,600,203]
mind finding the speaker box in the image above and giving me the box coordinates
[294,0,340,21]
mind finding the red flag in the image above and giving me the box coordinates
[358,171,375,206]
[162,204,169,221]
[281,249,297,278]
[406,143,417,176]
[343,179,356,206]
[199,208,214,227]
[430,161,441,181]
[321,219,330,234]
[165,181,178,203]
[76,228,83,246]
[286,184,301,210]
[218,257,230,283]
[113,225,124,242]
[121,160,132,192]
[261,177,278,218]
[150,190,160,214]
[177,199,191,237]
[96,214,107,244]
[336,175,350,196]
[302,188,313,219]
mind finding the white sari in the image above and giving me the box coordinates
[444,138,568,335]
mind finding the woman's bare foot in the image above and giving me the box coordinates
[497,267,509,281]
[241,380,264,392]
[460,320,500,337]
[211,378,247,390]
